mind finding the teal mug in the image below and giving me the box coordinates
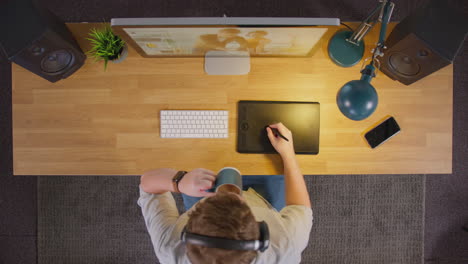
[215,167,242,194]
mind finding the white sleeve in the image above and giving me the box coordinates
[137,186,180,261]
[279,205,314,253]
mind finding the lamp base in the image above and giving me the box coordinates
[328,31,365,67]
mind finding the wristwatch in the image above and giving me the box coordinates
[172,171,188,193]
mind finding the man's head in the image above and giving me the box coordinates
[185,191,259,264]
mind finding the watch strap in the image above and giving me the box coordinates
[172,171,188,193]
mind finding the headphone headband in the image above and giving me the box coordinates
[181,221,270,252]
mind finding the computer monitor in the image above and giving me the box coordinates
[111,17,340,75]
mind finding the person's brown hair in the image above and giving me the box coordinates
[185,192,260,264]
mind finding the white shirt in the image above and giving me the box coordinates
[138,186,313,264]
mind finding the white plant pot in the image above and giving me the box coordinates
[111,44,128,64]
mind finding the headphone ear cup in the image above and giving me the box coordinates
[258,221,270,252]
[181,226,187,242]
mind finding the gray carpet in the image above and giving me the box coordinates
[303,175,423,264]
[37,177,157,264]
[38,175,423,264]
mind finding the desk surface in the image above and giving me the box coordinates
[12,23,453,175]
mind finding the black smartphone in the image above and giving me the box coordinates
[364,117,401,149]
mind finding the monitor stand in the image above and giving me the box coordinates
[204,50,250,75]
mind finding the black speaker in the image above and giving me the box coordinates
[0,0,86,83]
[380,0,468,85]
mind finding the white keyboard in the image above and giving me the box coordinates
[160,110,229,138]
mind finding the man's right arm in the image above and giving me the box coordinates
[266,123,311,208]
[281,154,311,208]
[267,123,313,255]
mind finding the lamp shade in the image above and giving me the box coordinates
[336,79,378,121]
[328,30,365,67]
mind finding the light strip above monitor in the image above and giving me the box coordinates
[111,17,340,26]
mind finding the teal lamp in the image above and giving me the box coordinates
[331,0,395,121]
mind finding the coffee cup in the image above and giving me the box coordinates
[215,167,242,194]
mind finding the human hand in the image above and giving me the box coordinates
[178,168,217,197]
[266,123,295,159]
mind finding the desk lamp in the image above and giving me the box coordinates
[330,0,395,121]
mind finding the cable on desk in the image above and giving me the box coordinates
[340,22,354,31]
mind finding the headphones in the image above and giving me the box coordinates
[181,221,270,252]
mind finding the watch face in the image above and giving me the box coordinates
[172,171,187,193]
[173,171,187,182]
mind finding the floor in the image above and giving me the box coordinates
[1,0,467,263]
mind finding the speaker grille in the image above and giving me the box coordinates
[41,50,73,73]
[388,52,421,76]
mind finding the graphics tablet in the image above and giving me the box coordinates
[237,101,320,154]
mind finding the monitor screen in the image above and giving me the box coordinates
[111,17,340,58]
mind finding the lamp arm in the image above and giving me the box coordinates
[362,1,394,80]
[347,4,382,44]
[376,1,395,48]
[347,0,387,45]
[374,1,395,59]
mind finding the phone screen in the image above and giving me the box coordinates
[364,117,401,148]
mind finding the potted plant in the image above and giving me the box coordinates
[87,26,127,70]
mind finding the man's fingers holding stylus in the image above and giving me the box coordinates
[266,127,276,141]
[269,122,291,136]
[269,123,286,132]
[268,123,280,129]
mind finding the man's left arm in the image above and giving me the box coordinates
[138,168,181,260]
[138,168,217,259]
[140,168,179,194]
[140,168,217,196]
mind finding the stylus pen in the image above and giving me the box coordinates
[270,127,289,142]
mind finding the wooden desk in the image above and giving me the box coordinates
[12,23,452,175]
